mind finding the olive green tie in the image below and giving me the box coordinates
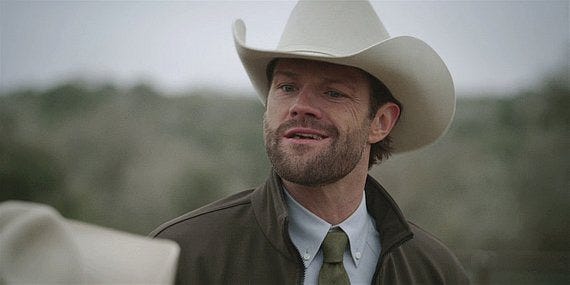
[318,228,350,285]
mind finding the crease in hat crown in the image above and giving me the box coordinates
[276,0,389,56]
[232,0,455,153]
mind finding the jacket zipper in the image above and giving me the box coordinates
[283,218,306,285]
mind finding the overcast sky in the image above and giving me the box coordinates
[1,1,568,97]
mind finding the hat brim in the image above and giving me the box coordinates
[0,201,179,284]
[233,20,455,153]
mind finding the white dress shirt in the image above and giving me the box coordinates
[284,189,382,284]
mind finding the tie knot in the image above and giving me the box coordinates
[321,229,348,263]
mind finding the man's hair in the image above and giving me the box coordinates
[265,59,402,169]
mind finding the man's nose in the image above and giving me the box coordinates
[288,88,322,119]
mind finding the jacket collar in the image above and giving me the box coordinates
[251,170,413,261]
[364,175,414,257]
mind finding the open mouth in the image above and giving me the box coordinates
[288,133,324,140]
[284,128,329,141]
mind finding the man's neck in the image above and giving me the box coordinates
[282,161,369,225]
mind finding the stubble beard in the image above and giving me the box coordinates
[264,116,370,187]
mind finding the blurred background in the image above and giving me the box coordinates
[1,1,568,284]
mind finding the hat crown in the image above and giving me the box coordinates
[278,0,389,56]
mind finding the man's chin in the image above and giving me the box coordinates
[271,155,342,187]
[277,168,344,188]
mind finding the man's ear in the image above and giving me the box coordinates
[368,102,400,144]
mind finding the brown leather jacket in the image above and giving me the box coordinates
[151,171,469,284]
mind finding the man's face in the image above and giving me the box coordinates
[263,58,374,186]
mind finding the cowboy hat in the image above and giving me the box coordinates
[0,201,179,284]
[233,0,455,153]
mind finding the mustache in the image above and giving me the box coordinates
[273,117,339,137]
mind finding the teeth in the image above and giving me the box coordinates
[293,133,322,140]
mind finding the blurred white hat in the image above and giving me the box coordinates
[234,0,455,152]
[0,201,179,284]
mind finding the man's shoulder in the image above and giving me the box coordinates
[405,221,460,258]
[390,221,470,284]
[149,189,255,238]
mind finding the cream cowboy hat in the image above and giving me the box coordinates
[233,0,455,153]
[0,201,179,284]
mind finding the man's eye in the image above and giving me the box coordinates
[280,85,296,92]
[325,91,344,98]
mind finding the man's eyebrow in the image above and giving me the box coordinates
[272,70,359,93]
[322,77,358,93]
[272,70,299,79]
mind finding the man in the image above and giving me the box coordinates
[152,1,469,284]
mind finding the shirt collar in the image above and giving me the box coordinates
[336,194,372,266]
[284,189,330,267]
[284,188,372,268]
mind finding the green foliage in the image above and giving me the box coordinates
[0,83,269,233]
[0,140,64,203]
